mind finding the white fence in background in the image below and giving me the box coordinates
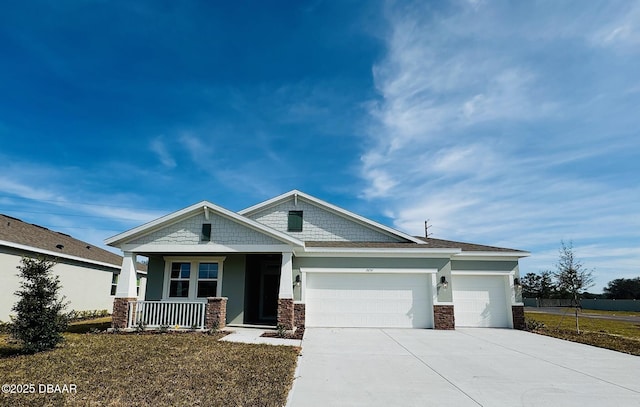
[127,301,206,329]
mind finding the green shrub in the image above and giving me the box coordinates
[0,320,12,334]
[11,257,68,353]
[276,324,288,338]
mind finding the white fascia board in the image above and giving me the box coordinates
[239,190,426,244]
[122,243,295,254]
[0,240,120,270]
[294,246,460,258]
[451,251,530,261]
[105,200,304,248]
[300,267,437,274]
[451,270,515,276]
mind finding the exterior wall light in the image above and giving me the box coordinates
[440,276,448,289]
[514,278,521,287]
[294,275,301,287]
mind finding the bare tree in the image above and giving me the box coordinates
[552,241,594,333]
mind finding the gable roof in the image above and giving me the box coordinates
[239,190,426,244]
[304,238,528,256]
[415,237,528,253]
[105,200,305,248]
[0,214,136,269]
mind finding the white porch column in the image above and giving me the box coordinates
[115,251,138,298]
[279,251,294,299]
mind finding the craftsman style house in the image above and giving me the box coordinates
[106,190,528,331]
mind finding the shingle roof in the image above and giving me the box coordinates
[415,237,526,252]
[305,237,525,252]
[0,214,133,268]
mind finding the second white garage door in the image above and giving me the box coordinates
[453,275,510,327]
[305,272,432,328]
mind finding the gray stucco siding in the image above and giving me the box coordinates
[293,257,449,270]
[221,254,245,325]
[451,260,518,272]
[129,213,283,246]
[144,256,165,301]
[248,198,403,243]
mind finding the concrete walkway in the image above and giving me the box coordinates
[219,326,302,347]
[288,328,640,407]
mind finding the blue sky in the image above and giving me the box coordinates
[1,1,638,292]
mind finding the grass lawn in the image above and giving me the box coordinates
[577,309,640,317]
[525,311,640,356]
[0,320,300,406]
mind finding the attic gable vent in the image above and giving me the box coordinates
[201,223,212,242]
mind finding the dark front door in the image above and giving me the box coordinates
[244,254,281,325]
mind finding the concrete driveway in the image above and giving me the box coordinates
[288,328,640,406]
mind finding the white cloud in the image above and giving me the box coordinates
[358,1,640,291]
[590,3,640,48]
[150,137,176,168]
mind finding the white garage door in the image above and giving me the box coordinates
[305,272,432,328]
[453,275,510,328]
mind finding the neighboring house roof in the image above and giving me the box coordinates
[104,200,305,248]
[0,214,147,271]
[239,190,426,244]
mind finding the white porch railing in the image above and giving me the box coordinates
[127,301,206,330]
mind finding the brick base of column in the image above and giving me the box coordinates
[433,305,455,330]
[112,297,137,329]
[294,302,305,329]
[277,298,294,330]
[512,305,525,330]
[206,297,228,330]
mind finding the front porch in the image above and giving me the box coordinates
[112,251,303,331]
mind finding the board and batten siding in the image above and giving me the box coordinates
[246,199,403,243]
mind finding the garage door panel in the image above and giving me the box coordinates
[453,275,509,328]
[306,273,432,328]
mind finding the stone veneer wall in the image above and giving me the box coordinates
[433,305,455,330]
[112,297,137,329]
[294,302,306,328]
[512,305,525,330]
[277,298,294,330]
[206,297,228,330]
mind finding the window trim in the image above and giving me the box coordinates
[110,273,118,296]
[288,210,303,232]
[169,261,191,298]
[162,256,226,301]
[196,262,219,298]
[110,273,141,297]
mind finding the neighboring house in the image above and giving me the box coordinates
[0,214,146,321]
[106,190,529,331]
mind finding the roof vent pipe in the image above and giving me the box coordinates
[56,244,64,250]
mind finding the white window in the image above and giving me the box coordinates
[110,273,118,296]
[111,273,141,296]
[169,262,191,298]
[163,257,225,300]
